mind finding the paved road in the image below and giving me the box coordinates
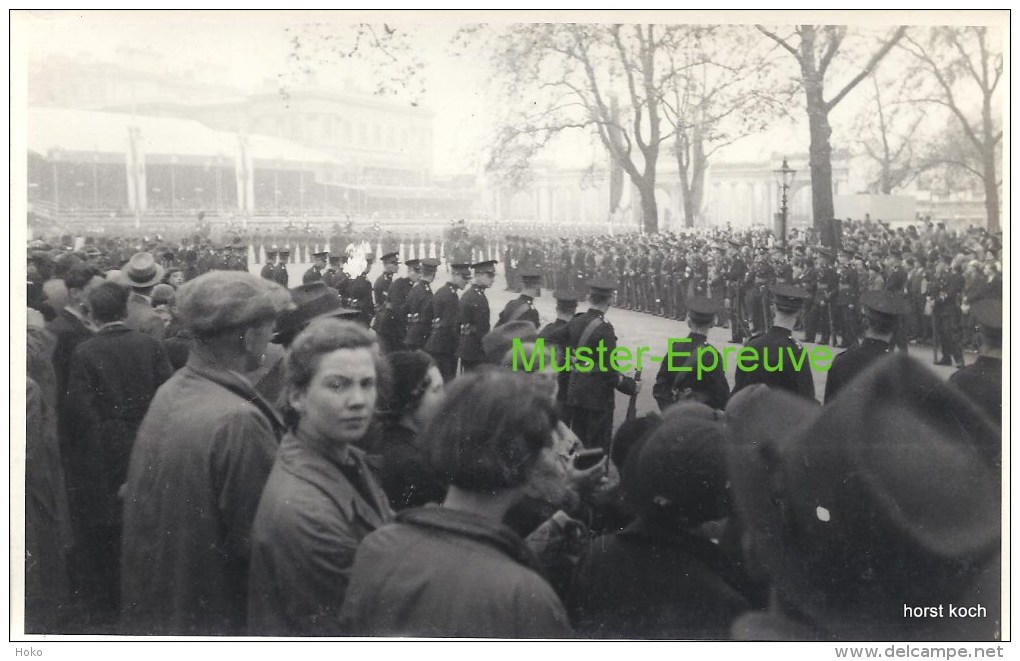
[258,258,968,426]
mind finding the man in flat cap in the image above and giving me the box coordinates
[496,266,542,328]
[426,262,471,382]
[653,296,730,412]
[456,260,497,372]
[404,258,439,350]
[950,299,1002,424]
[732,284,815,401]
[824,290,910,403]
[546,277,640,451]
[120,271,293,636]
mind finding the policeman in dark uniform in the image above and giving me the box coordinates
[823,290,910,403]
[425,262,471,382]
[456,260,497,372]
[371,252,401,353]
[834,248,860,348]
[536,288,581,414]
[322,253,342,289]
[545,278,640,451]
[732,283,815,401]
[261,250,277,281]
[339,253,375,327]
[496,266,541,328]
[949,298,1001,424]
[652,296,730,412]
[303,250,329,284]
[404,258,439,350]
[274,249,290,288]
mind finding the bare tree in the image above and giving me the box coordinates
[852,73,930,194]
[660,25,788,227]
[757,25,907,246]
[901,26,1003,231]
[475,23,678,233]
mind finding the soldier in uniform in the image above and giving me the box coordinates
[261,250,277,282]
[930,256,965,368]
[834,248,860,348]
[823,290,910,403]
[425,262,471,383]
[403,258,440,351]
[652,296,730,412]
[732,283,815,401]
[726,241,748,342]
[371,252,401,353]
[274,249,291,288]
[456,260,497,372]
[949,299,1001,424]
[538,288,582,415]
[339,254,375,328]
[545,278,640,451]
[303,251,329,284]
[321,253,341,290]
[496,266,541,328]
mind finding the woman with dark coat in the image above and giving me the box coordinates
[568,414,750,639]
[247,319,394,636]
[64,281,173,627]
[340,369,574,638]
[361,350,447,510]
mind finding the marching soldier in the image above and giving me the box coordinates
[261,250,277,282]
[303,251,328,284]
[732,283,815,401]
[425,262,472,382]
[538,288,582,414]
[545,278,640,451]
[496,266,541,328]
[372,252,401,353]
[823,290,910,403]
[456,260,497,372]
[652,296,730,412]
[339,253,375,327]
[273,249,290,288]
[404,258,440,350]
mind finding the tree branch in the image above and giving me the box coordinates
[824,26,907,111]
[756,25,801,59]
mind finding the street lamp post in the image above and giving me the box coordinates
[773,157,796,248]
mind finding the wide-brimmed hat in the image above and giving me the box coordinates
[725,354,1000,640]
[123,252,165,288]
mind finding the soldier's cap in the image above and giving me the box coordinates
[419,258,441,271]
[381,251,400,263]
[279,248,291,256]
[860,290,910,318]
[273,282,362,346]
[405,258,422,269]
[451,262,473,274]
[471,260,498,273]
[312,251,329,259]
[518,266,543,281]
[552,288,582,304]
[586,277,619,293]
[483,320,538,365]
[768,284,810,311]
[328,253,344,264]
[685,296,723,324]
[970,299,1002,332]
[177,271,294,336]
[266,251,278,258]
[724,355,1000,636]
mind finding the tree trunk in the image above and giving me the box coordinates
[982,149,999,231]
[804,76,837,247]
[637,181,658,234]
[609,157,624,214]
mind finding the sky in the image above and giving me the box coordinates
[15,10,1006,184]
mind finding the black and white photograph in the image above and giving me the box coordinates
[10,8,1008,652]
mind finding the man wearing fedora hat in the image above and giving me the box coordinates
[123,251,167,342]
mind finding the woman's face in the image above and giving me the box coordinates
[292,347,377,445]
[412,365,445,429]
[169,271,185,287]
